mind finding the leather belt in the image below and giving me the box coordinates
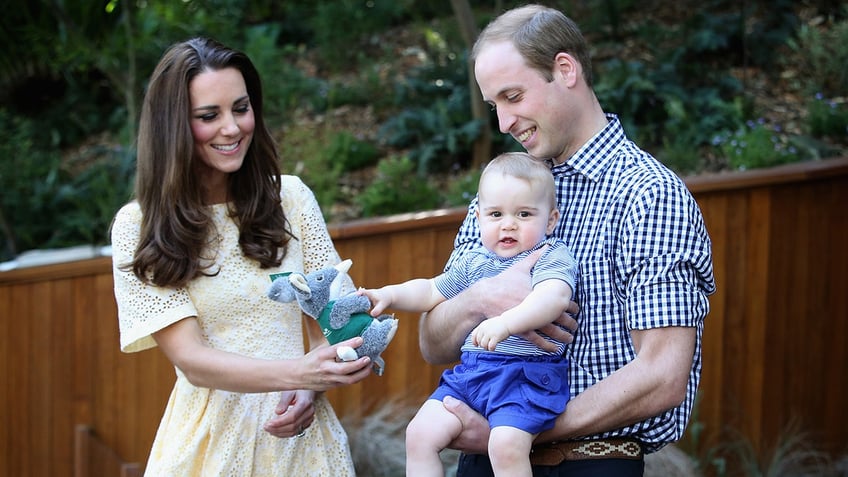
[530,438,644,466]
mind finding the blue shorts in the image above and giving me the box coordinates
[430,352,569,434]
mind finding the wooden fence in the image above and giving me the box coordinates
[1,158,846,475]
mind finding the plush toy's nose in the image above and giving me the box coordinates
[267,277,296,303]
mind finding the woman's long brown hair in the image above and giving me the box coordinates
[127,37,292,288]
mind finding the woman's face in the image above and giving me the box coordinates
[189,67,255,200]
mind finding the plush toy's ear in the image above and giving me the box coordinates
[267,277,296,303]
[329,259,353,300]
[335,259,353,274]
[288,273,311,294]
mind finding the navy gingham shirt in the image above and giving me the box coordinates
[445,114,716,452]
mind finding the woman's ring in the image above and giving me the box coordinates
[295,425,306,438]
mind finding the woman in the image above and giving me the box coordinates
[111,37,372,475]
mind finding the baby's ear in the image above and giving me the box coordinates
[546,207,560,234]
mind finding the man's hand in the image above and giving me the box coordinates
[473,248,541,317]
[419,248,545,364]
[443,396,490,454]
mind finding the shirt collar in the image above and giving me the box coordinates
[550,113,625,182]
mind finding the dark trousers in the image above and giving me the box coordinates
[456,453,645,477]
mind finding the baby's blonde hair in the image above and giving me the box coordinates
[480,152,556,209]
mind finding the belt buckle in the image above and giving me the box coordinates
[529,442,569,466]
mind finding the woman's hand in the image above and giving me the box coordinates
[299,337,373,391]
[264,390,316,438]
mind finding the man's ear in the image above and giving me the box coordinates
[553,52,579,87]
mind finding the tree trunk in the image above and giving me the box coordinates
[451,0,491,170]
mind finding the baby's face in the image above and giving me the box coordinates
[476,174,557,258]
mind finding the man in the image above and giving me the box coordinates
[418,5,716,476]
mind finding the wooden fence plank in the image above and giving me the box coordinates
[51,278,75,474]
[0,285,11,477]
[691,191,727,453]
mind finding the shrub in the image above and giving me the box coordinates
[0,110,134,262]
[327,131,381,172]
[443,166,482,208]
[788,16,848,96]
[658,138,704,176]
[595,58,745,157]
[309,0,411,71]
[377,42,482,173]
[721,423,836,477]
[324,66,391,110]
[595,59,665,147]
[712,119,802,170]
[807,93,848,140]
[379,102,483,174]
[53,144,135,247]
[0,110,64,260]
[278,123,343,220]
[242,23,328,121]
[356,156,440,217]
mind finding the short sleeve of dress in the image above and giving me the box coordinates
[111,202,198,353]
[280,176,354,295]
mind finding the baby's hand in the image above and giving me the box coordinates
[356,287,390,316]
[471,317,510,351]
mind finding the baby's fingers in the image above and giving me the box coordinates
[370,302,388,316]
[470,327,483,347]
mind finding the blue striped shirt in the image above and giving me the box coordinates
[435,237,578,356]
[445,114,716,452]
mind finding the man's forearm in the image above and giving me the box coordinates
[538,326,696,442]
[419,253,539,364]
[418,288,485,364]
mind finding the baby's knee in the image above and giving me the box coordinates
[406,415,426,438]
[405,416,433,452]
[488,429,531,466]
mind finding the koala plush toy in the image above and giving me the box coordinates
[268,259,398,376]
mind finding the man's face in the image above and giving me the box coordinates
[474,41,576,164]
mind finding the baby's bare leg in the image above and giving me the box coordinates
[488,426,535,477]
[406,398,463,477]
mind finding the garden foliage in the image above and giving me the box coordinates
[0,0,846,262]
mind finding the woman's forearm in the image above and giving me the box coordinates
[154,317,371,393]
